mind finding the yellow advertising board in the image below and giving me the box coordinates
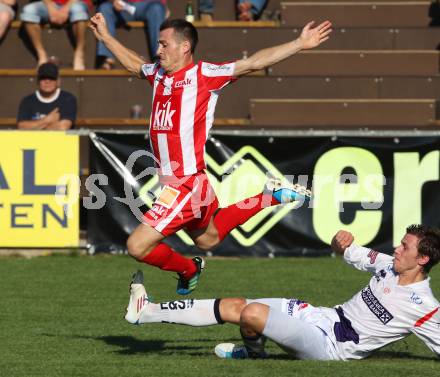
[0,132,79,247]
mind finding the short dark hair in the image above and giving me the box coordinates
[406,224,440,273]
[159,19,198,53]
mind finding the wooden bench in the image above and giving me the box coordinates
[268,50,440,76]
[10,20,279,29]
[280,1,435,27]
[250,99,437,127]
[0,72,438,119]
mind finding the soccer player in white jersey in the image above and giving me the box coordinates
[124,224,440,360]
[89,14,332,295]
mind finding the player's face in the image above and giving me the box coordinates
[393,233,422,273]
[38,78,59,96]
[157,28,189,73]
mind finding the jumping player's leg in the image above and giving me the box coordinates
[127,175,215,294]
[191,178,312,250]
[126,222,198,280]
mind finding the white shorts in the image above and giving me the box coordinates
[247,298,340,360]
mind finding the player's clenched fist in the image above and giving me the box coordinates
[331,230,354,255]
[89,13,110,41]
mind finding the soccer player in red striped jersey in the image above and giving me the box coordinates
[90,14,332,294]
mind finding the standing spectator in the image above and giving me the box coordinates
[96,0,166,68]
[17,62,77,130]
[20,0,90,70]
[198,1,268,22]
[0,0,16,40]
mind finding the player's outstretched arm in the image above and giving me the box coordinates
[89,13,145,77]
[234,20,332,77]
[331,230,354,255]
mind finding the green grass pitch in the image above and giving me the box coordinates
[0,254,438,377]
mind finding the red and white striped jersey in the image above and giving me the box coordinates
[141,61,237,179]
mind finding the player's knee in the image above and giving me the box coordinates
[219,298,247,324]
[196,238,218,251]
[194,230,220,251]
[240,303,263,328]
[240,303,259,324]
[126,234,150,260]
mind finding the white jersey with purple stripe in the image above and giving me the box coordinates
[334,244,440,360]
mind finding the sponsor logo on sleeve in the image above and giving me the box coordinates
[361,285,394,324]
[202,62,234,76]
[367,249,379,264]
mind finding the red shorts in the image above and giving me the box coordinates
[143,173,219,236]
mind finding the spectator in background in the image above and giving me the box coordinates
[96,0,166,68]
[198,0,268,22]
[17,62,76,130]
[0,0,16,40]
[20,0,90,70]
[237,0,267,21]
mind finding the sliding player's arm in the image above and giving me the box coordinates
[331,230,393,273]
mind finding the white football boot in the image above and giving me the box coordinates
[124,270,148,325]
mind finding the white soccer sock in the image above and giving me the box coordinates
[139,298,221,326]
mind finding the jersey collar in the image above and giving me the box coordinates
[163,61,196,77]
[36,88,61,103]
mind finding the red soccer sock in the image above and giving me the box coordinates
[213,193,278,242]
[142,243,196,279]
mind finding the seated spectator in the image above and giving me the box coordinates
[96,0,166,68]
[0,0,16,40]
[198,0,267,22]
[20,0,91,69]
[237,0,267,21]
[17,62,76,130]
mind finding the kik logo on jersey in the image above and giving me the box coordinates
[152,99,175,130]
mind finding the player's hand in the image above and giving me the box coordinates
[331,230,354,255]
[298,20,332,50]
[89,13,110,41]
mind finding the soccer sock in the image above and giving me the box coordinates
[142,243,196,279]
[213,193,278,241]
[139,298,224,326]
[240,328,267,357]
